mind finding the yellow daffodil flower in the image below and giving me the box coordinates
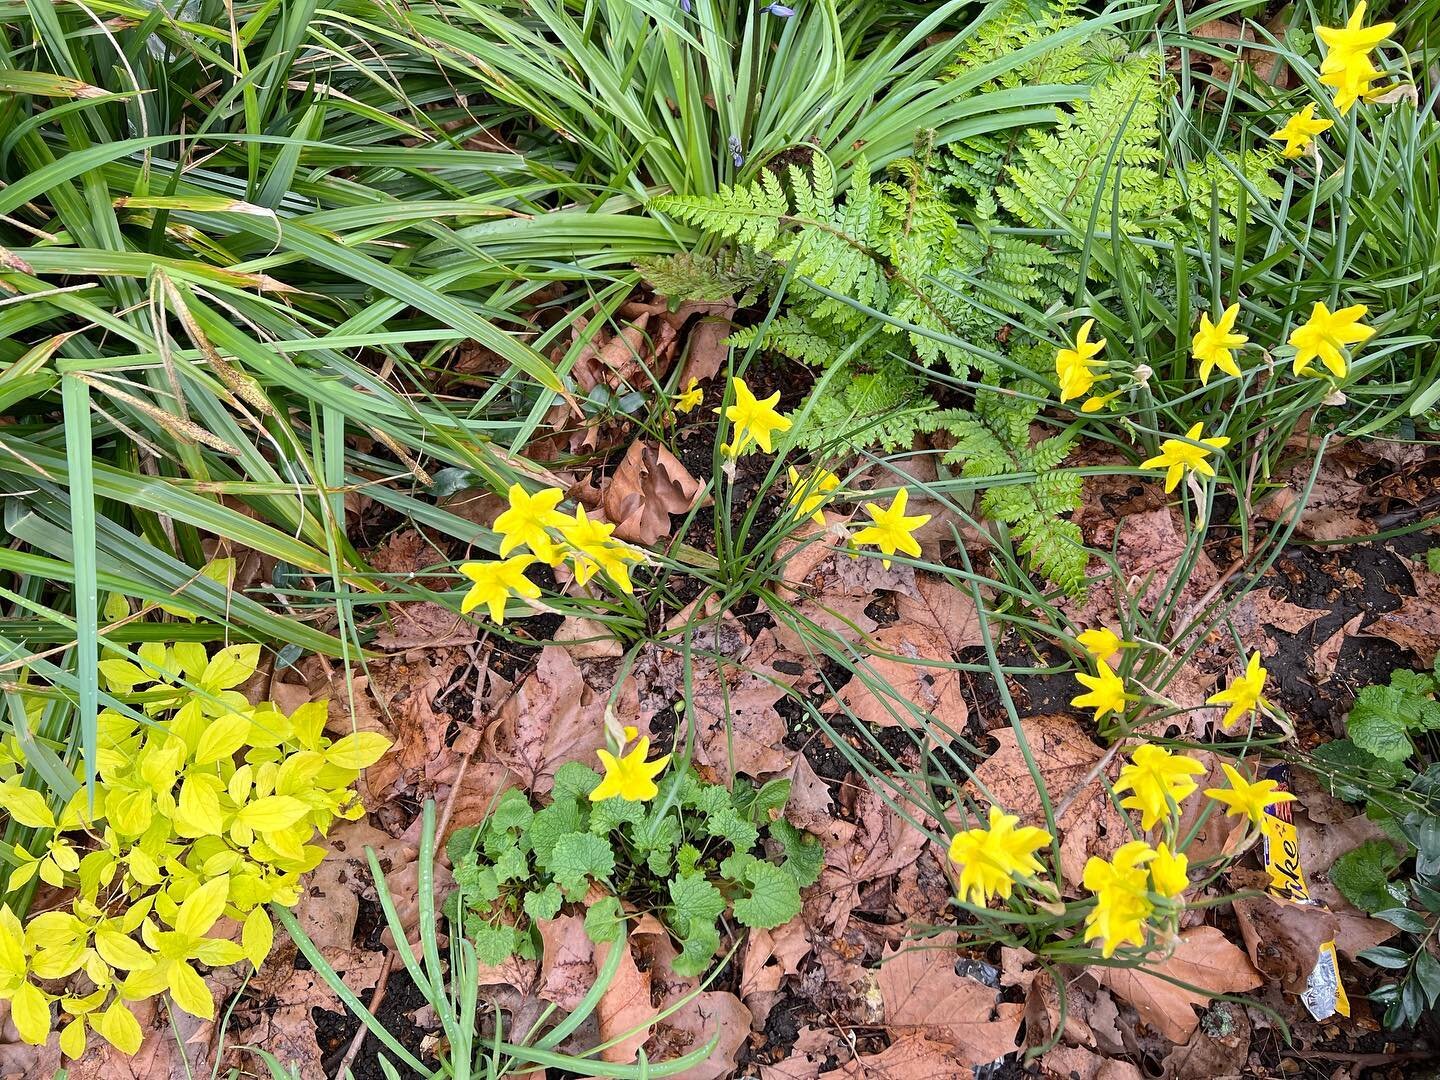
[1056,318,1107,403]
[1272,104,1334,159]
[1289,301,1375,378]
[1077,628,1125,661]
[493,484,568,559]
[674,377,704,414]
[591,726,670,802]
[556,506,642,593]
[850,487,930,569]
[1070,659,1127,721]
[1207,652,1269,728]
[1082,841,1155,957]
[1320,52,1388,113]
[1113,744,1207,830]
[1191,304,1247,385]
[786,466,841,526]
[1150,842,1190,899]
[458,556,541,623]
[946,805,1052,907]
[1205,762,1296,823]
[1140,423,1230,493]
[722,376,791,456]
[1317,3,1395,73]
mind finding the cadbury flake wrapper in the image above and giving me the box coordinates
[1260,763,1350,1020]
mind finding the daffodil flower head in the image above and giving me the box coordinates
[493,483,568,558]
[591,726,671,802]
[458,555,541,623]
[786,466,841,527]
[1272,104,1334,159]
[1316,3,1395,74]
[1082,841,1155,957]
[1191,304,1248,385]
[1056,318,1108,403]
[1113,744,1207,830]
[675,377,704,414]
[1207,651,1269,728]
[1149,842,1190,899]
[1140,423,1230,493]
[722,376,791,457]
[1319,52,1389,113]
[1070,659,1127,722]
[946,805,1052,907]
[1288,301,1374,378]
[1205,762,1296,823]
[849,486,929,569]
[1076,628,1125,661]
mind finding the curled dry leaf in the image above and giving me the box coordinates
[810,789,929,936]
[877,935,1021,1066]
[1094,508,1218,612]
[1232,893,1339,993]
[600,439,704,547]
[1099,926,1263,1045]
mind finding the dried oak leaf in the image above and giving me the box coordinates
[1099,926,1263,1045]
[810,789,929,936]
[828,574,984,733]
[966,715,1124,889]
[1094,508,1218,612]
[601,440,704,547]
[647,992,751,1080]
[537,914,597,1013]
[740,919,813,1028]
[484,646,620,794]
[878,935,1021,1065]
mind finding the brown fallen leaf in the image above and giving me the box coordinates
[537,914,597,1013]
[600,440,704,547]
[1297,810,1391,879]
[831,624,968,733]
[966,715,1124,889]
[596,932,654,1065]
[1159,1001,1250,1080]
[1314,613,1362,679]
[1095,508,1218,612]
[1363,567,1440,663]
[740,919,813,1027]
[650,991,751,1080]
[878,935,1021,1065]
[1041,1045,1144,1080]
[1233,893,1339,993]
[810,788,930,936]
[760,1027,836,1080]
[1099,926,1263,1045]
[484,646,617,794]
[818,1032,990,1079]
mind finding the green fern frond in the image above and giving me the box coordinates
[634,248,774,304]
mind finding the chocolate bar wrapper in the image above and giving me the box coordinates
[1261,763,1350,1021]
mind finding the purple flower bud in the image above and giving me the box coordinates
[679,0,691,12]
[763,2,795,16]
[727,135,744,168]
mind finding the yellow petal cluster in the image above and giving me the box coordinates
[946,806,1052,907]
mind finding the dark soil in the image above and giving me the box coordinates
[316,969,436,1080]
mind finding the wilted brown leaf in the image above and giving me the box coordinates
[484,646,620,794]
[1159,1001,1250,1080]
[601,440,704,547]
[1040,1045,1144,1080]
[1100,927,1263,1044]
[818,1033,983,1079]
[1233,893,1339,993]
[878,937,1020,1065]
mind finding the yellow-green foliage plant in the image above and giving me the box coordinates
[0,643,390,1059]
